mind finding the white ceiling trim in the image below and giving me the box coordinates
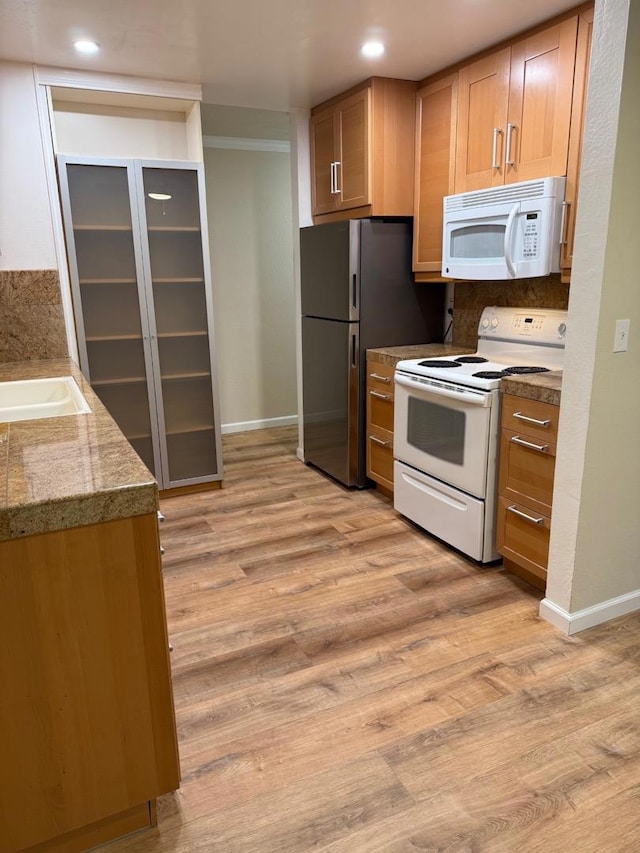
[35,65,202,101]
[203,135,290,153]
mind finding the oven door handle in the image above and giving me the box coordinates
[395,373,491,406]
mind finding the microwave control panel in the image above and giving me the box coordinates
[521,212,540,259]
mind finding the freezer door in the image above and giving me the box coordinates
[300,221,360,321]
[302,317,360,486]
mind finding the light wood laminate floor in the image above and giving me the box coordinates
[105,426,640,852]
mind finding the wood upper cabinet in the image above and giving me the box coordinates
[456,49,511,191]
[455,16,579,193]
[413,74,458,277]
[311,78,416,221]
[561,7,594,281]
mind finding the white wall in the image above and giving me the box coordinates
[0,62,56,270]
[203,142,297,431]
[53,102,192,160]
[543,0,640,632]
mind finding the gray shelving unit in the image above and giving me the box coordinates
[58,155,223,490]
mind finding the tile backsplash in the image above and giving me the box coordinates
[0,270,69,363]
[451,276,570,348]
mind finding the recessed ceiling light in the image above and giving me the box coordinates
[73,39,100,55]
[361,41,385,59]
[148,193,172,201]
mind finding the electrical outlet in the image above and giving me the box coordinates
[614,318,630,352]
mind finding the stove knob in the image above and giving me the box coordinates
[490,317,499,329]
[481,318,490,330]
[558,322,567,337]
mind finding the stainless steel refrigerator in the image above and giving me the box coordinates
[301,218,445,487]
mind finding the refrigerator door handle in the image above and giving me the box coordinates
[351,333,357,368]
[351,273,358,310]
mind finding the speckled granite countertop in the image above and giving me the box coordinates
[501,371,562,406]
[367,343,475,367]
[0,359,158,541]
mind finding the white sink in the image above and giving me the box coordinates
[0,376,91,423]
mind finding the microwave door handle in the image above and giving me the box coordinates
[504,203,519,278]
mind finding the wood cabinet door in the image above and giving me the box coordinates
[413,74,458,273]
[311,108,337,215]
[506,17,578,184]
[455,48,510,193]
[336,88,371,210]
[561,8,594,279]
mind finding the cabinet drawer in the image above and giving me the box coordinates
[367,361,395,390]
[368,386,394,432]
[499,428,556,516]
[497,496,550,580]
[367,430,394,491]
[501,394,559,444]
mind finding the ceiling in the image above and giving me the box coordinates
[1,0,582,111]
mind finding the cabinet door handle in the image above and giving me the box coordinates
[511,435,549,453]
[369,434,390,447]
[505,123,516,166]
[330,161,336,194]
[507,505,545,525]
[369,372,391,383]
[492,128,503,169]
[559,201,570,245]
[370,390,391,400]
[512,411,551,427]
[334,160,341,194]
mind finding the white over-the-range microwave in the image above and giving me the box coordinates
[442,176,567,280]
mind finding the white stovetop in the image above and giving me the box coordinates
[396,306,568,391]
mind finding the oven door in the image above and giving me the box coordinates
[394,371,494,499]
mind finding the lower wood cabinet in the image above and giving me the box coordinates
[0,513,180,851]
[497,393,560,590]
[366,359,395,494]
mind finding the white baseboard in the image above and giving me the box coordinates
[296,447,304,462]
[540,589,640,635]
[221,415,298,435]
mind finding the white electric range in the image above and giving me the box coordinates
[393,306,567,563]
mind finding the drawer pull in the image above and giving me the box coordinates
[507,505,544,525]
[370,390,391,400]
[511,435,549,453]
[369,434,390,447]
[512,411,551,428]
[369,372,391,383]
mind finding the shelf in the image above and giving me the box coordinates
[152,277,204,284]
[161,371,211,381]
[92,376,147,387]
[148,226,200,232]
[166,424,214,436]
[157,331,207,339]
[74,225,132,232]
[86,334,142,342]
[80,278,137,285]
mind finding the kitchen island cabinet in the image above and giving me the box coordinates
[497,374,562,590]
[311,77,416,221]
[0,359,179,852]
